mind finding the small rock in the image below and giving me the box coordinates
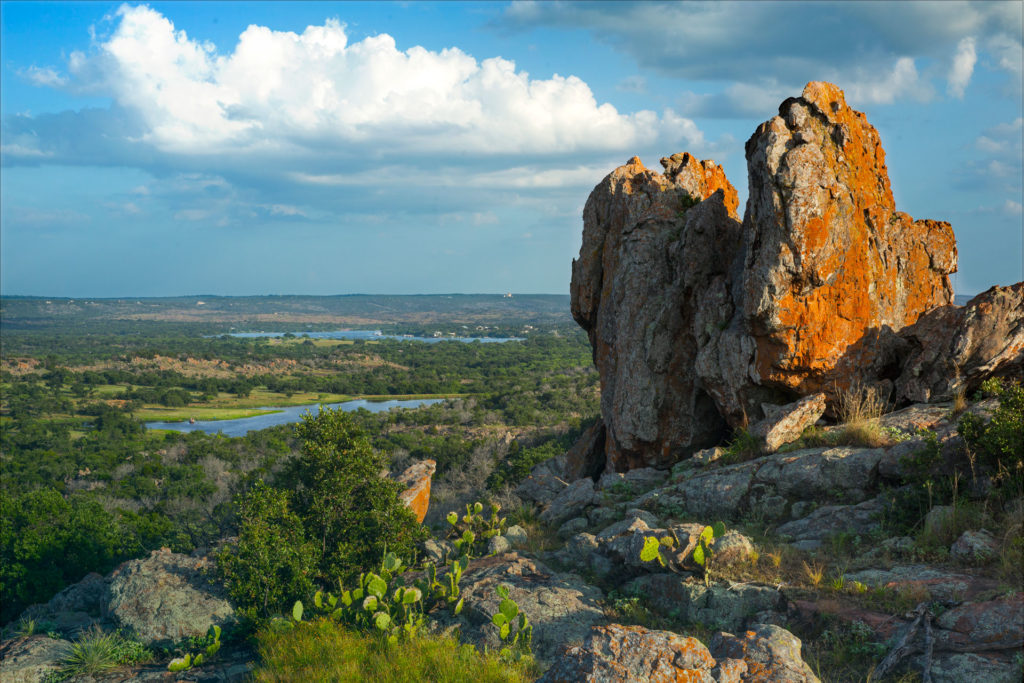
[950,529,998,563]
[690,447,725,467]
[623,467,669,491]
[394,459,436,524]
[422,538,449,564]
[623,508,660,527]
[710,623,820,683]
[923,505,955,538]
[504,525,528,548]
[626,575,785,632]
[106,549,234,648]
[558,517,589,539]
[541,478,596,525]
[486,535,512,555]
[712,531,756,567]
[586,506,620,529]
[750,393,827,451]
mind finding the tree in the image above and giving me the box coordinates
[286,408,426,584]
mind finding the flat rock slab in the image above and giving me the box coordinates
[842,564,1001,602]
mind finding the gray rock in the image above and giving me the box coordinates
[712,531,756,567]
[0,636,69,683]
[775,497,884,545]
[752,447,884,500]
[538,623,718,682]
[541,478,596,525]
[623,467,670,491]
[448,553,605,665]
[557,517,589,540]
[924,505,955,537]
[586,505,620,529]
[709,623,819,683]
[515,456,569,505]
[913,651,1024,683]
[504,525,528,549]
[106,549,234,648]
[750,394,827,451]
[486,535,512,555]
[950,529,998,563]
[626,575,785,632]
[422,538,450,564]
[842,565,985,603]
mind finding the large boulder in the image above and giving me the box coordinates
[0,636,69,683]
[705,81,955,419]
[105,549,234,648]
[566,81,997,474]
[570,153,741,472]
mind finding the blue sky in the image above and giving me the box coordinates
[1,1,1021,297]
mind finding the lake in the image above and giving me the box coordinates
[223,330,522,343]
[145,397,446,437]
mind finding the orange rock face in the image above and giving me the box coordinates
[569,81,980,473]
[740,81,956,398]
[395,459,435,523]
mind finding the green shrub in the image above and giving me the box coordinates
[253,619,535,683]
[217,408,426,618]
[959,382,1024,483]
[217,481,317,618]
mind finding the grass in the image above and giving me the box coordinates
[253,619,537,683]
[56,626,152,679]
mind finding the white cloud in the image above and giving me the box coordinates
[1004,199,1023,215]
[59,4,693,158]
[948,37,977,98]
[845,57,934,105]
[21,65,68,87]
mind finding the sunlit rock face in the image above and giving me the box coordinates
[571,82,966,474]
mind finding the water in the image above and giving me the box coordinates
[145,397,446,437]
[223,330,522,343]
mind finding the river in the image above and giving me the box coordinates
[145,397,446,437]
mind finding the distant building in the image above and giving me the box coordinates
[503,292,513,298]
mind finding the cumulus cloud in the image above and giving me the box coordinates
[37,4,694,160]
[948,37,977,98]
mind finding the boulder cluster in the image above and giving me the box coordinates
[569,81,1023,475]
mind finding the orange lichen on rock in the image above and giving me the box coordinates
[394,459,435,523]
[742,81,956,397]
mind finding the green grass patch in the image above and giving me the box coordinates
[253,619,536,683]
[133,407,281,422]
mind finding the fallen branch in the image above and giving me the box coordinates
[873,602,928,680]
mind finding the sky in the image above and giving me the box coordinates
[1,1,1021,297]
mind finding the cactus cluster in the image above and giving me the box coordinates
[639,521,727,586]
[281,550,467,644]
[167,625,221,672]
[492,584,532,661]
[446,501,507,558]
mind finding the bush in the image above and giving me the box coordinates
[217,408,426,617]
[959,382,1024,489]
[217,482,318,618]
[58,626,152,679]
[253,619,535,683]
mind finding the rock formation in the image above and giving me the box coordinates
[395,459,436,523]
[570,153,742,472]
[569,81,1021,474]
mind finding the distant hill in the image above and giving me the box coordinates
[0,294,574,334]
